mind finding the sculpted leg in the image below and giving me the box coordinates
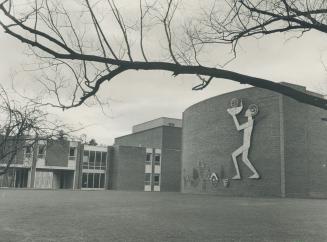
[242,150,260,179]
[231,147,243,179]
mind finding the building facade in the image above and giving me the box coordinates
[0,140,110,190]
[182,84,327,198]
[111,117,182,192]
[1,84,326,198]
[0,117,182,192]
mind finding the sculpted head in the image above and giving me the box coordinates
[245,104,258,117]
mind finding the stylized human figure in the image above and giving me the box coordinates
[227,99,260,180]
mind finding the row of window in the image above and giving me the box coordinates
[24,144,46,159]
[144,173,160,186]
[24,145,78,160]
[82,172,105,188]
[83,150,107,170]
[145,153,161,165]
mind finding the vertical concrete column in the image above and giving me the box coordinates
[74,142,83,189]
[29,139,38,188]
[105,146,112,190]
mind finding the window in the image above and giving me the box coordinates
[154,174,160,186]
[154,153,161,165]
[83,150,107,170]
[101,152,107,170]
[144,173,151,185]
[83,150,89,169]
[82,173,88,188]
[95,151,101,169]
[82,172,105,189]
[69,147,76,160]
[24,146,32,158]
[145,153,152,164]
[94,173,100,188]
[89,151,95,169]
[100,174,105,188]
[37,144,46,158]
[87,173,94,188]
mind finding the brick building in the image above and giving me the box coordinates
[182,84,327,198]
[1,83,326,198]
[111,117,182,192]
[0,117,182,192]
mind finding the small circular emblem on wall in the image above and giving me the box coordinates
[230,98,241,108]
[248,104,259,116]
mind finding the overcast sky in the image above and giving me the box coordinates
[0,1,326,145]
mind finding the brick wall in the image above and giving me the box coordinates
[45,140,69,167]
[182,87,282,197]
[0,137,25,165]
[282,94,327,198]
[114,126,182,192]
[305,102,327,198]
[115,127,163,148]
[283,96,309,197]
[110,145,145,191]
[161,126,182,191]
[161,148,181,191]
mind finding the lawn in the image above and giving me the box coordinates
[0,190,326,242]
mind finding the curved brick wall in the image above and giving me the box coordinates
[182,87,283,197]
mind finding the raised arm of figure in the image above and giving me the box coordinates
[231,115,251,131]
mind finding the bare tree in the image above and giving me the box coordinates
[195,0,327,47]
[0,86,74,175]
[0,0,326,110]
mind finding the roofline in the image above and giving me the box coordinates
[132,116,182,128]
[114,125,182,143]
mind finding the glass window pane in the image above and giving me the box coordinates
[144,173,151,181]
[87,173,94,188]
[144,173,151,185]
[154,154,160,165]
[89,151,95,169]
[25,146,32,158]
[83,151,89,169]
[69,148,74,156]
[94,173,100,188]
[38,144,46,158]
[25,146,32,154]
[100,174,105,188]
[95,151,101,169]
[146,153,151,161]
[38,145,45,154]
[154,174,160,186]
[101,152,107,169]
[82,173,88,188]
[69,147,76,160]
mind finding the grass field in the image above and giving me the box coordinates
[0,190,327,242]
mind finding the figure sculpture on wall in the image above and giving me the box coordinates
[227,98,260,180]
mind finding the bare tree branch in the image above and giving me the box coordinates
[0,0,326,111]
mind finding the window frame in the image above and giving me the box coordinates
[145,152,152,164]
[68,147,77,160]
[37,144,46,159]
[144,173,152,186]
[154,153,161,165]
[153,174,160,186]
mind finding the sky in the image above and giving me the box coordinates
[0,1,326,145]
